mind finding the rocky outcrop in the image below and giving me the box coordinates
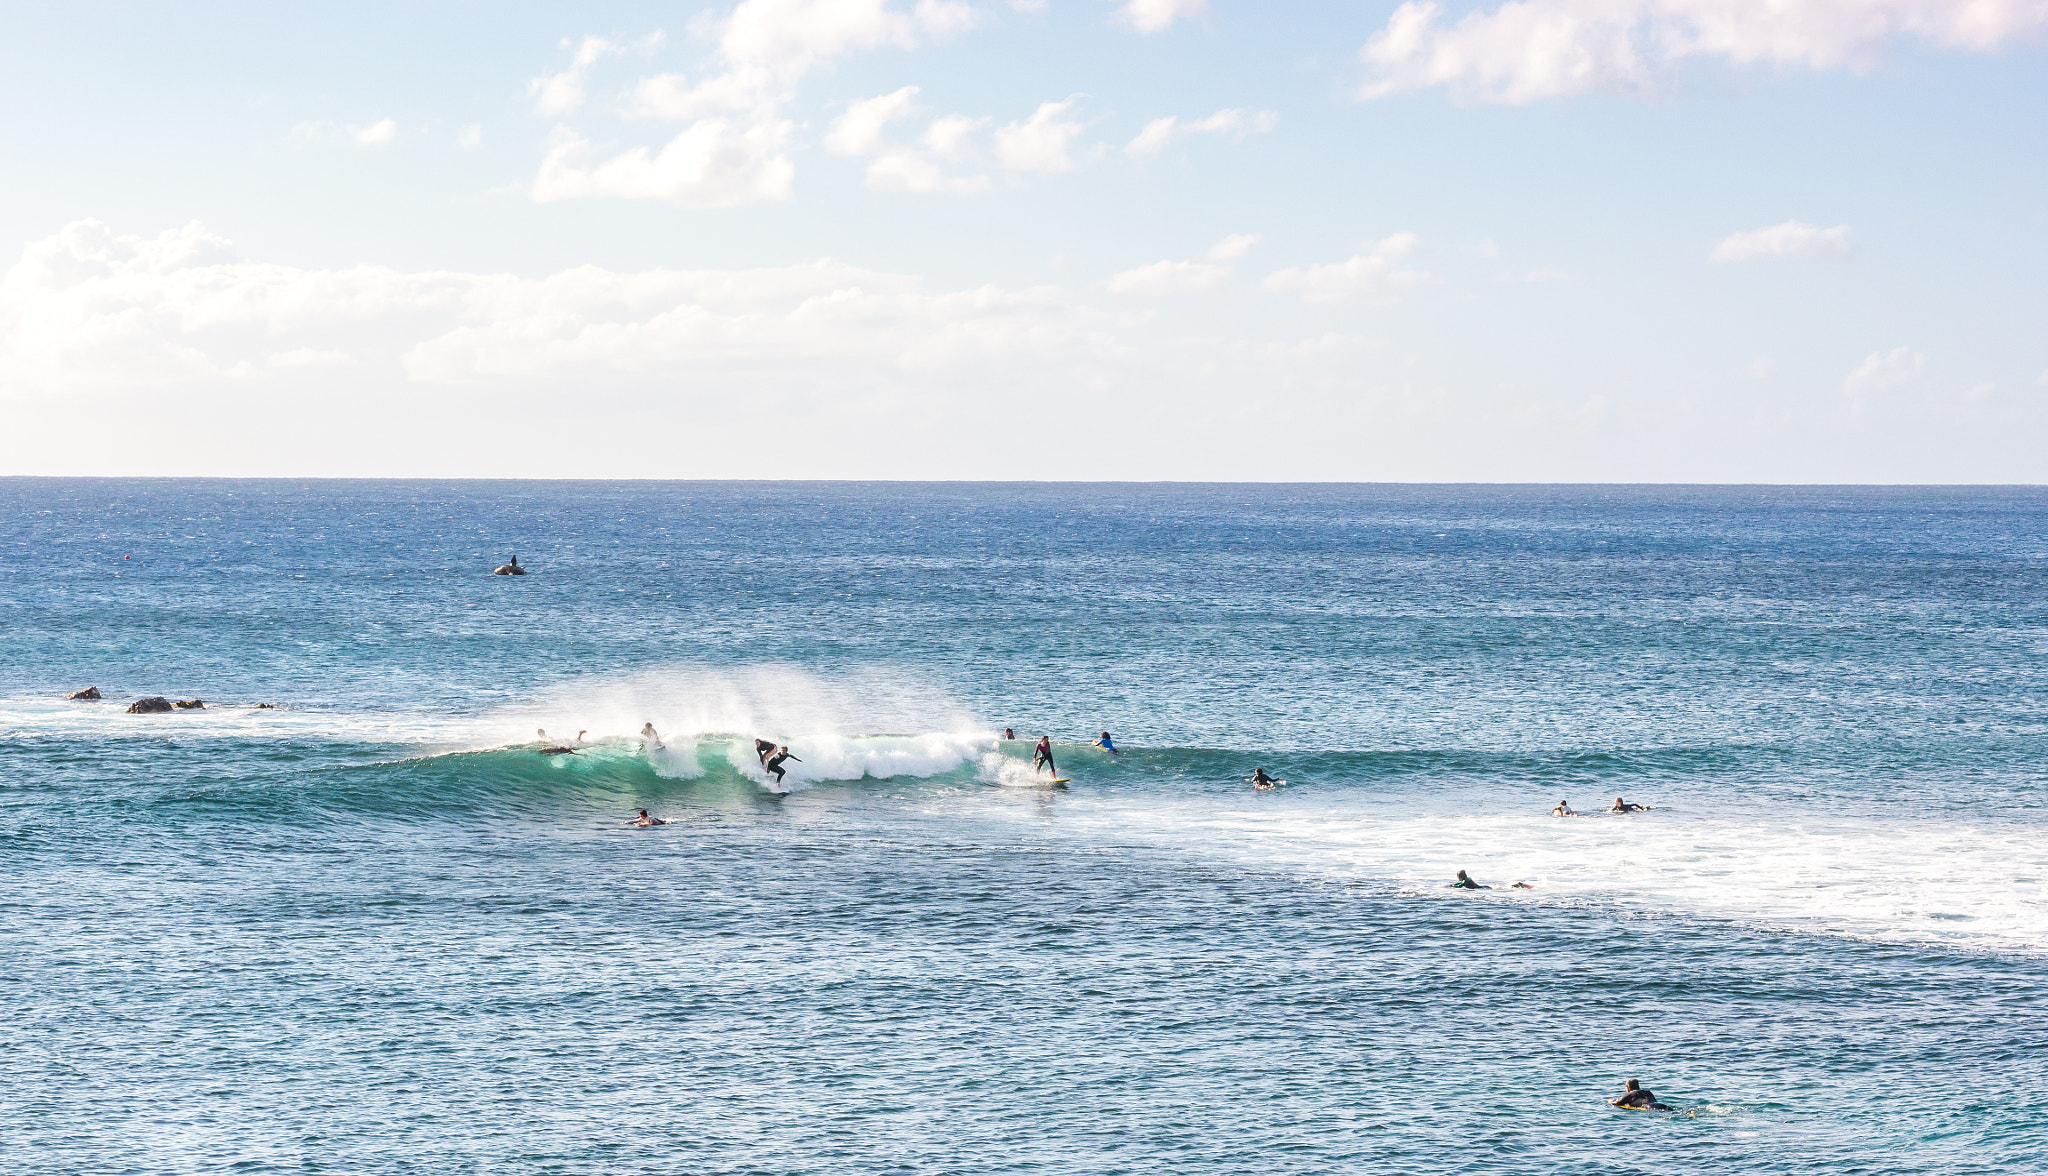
[67,687,102,700]
[254,703,277,709]
[127,696,174,714]
[173,699,205,709]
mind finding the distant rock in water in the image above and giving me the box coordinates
[253,702,277,709]
[127,696,174,714]
[67,687,102,700]
[173,699,205,709]
[493,554,528,576]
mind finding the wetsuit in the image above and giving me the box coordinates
[1452,876,1484,890]
[1613,1088,1671,1111]
[755,739,777,765]
[765,751,793,784]
[1033,740,1055,777]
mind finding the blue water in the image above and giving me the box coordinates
[3,480,2045,1173]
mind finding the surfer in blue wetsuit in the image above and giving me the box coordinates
[764,746,800,786]
[1032,736,1056,777]
[1092,731,1118,754]
[1609,1079,1672,1112]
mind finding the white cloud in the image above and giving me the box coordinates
[1117,0,1210,34]
[1261,233,1431,303]
[824,87,994,194]
[1841,346,1926,394]
[1107,259,1229,294]
[1357,0,2048,104]
[457,124,484,149]
[527,3,978,207]
[994,98,1087,172]
[0,219,1116,396]
[351,118,397,146]
[1207,233,1262,262]
[1125,107,1279,158]
[1107,234,1260,294]
[1711,220,1854,261]
[532,122,795,207]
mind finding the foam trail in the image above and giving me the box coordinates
[981,752,1056,789]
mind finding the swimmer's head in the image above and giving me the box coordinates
[638,809,649,818]
[1456,870,1470,880]
[1624,1079,1639,1091]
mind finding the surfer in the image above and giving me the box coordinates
[1609,1079,1672,1112]
[494,554,525,575]
[755,738,777,765]
[1552,799,1575,816]
[1003,727,1015,741]
[641,723,664,750]
[1249,768,1283,790]
[1610,796,1646,813]
[1032,735,1056,778]
[540,744,576,755]
[1092,731,1119,755]
[575,730,587,744]
[632,809,666,827]
[1452,870,1488,890]
[764,745,800,787]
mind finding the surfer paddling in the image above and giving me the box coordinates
[1092,731,1119,755]
[1610,796,1647,813]
[1248,768,1284,789]
[1609,1079,1673,1112]
[632,809,666,827]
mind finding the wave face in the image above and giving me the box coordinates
[5,481,2048,1174]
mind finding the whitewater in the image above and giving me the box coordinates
[3,479,2044,1173]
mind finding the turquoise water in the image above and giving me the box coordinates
[3,480,2045,1173]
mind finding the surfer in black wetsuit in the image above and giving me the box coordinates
[1003,727,1015,741]
[633,809,666,827]
[1452,870,1488,890]
[1610,796,1645,813]
[755,738,777,765]
[764,746,800,786]
[1249,768,1281,789]
[1609,1079,1672,1111]
[1032,736,1056,777]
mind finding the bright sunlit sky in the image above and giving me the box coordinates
[3,0,2045,480]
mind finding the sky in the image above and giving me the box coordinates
[1,0,2044,481]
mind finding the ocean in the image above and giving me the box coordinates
[2,479,2044,1174]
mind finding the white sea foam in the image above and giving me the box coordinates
[1041,793,2048,956]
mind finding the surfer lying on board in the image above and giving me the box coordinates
[633,809,666,827]
[641,723,664,750]
[1093,731,1119,754]
[1033,736,1056,777]
[1248,768,1283,789]
[1610,796,1647,812]
[764,746,800,786]
[1552,799,1575,816]
[1609,1079,1672,1112]
[1452,870,1488,889]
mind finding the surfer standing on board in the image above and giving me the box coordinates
[764,746,800,788]
[1032,736,1056,778]
[755,738,778,765]
[641,723,663,750]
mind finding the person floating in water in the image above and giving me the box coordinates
[632,809,666,827]
[494,554,526,575]
[1002,727,1016,741]
[1248,768,1283,790]
[1092,731,1119,755]
[1452,870,1489,890]
[755,738,778,765]
[1609,1079,1672,1112]
[1552,799,1575,816]
[535,728,575,754]
[641,723,664,750]
[1610,796,1646,813]
[764,745,800,787]
[1032,736,1056,778]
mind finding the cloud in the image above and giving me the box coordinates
[823,87,996,194]
[457,124,484,149]
[532,123,795,207]
[1106,260,1229,294]
[351,118,397,146]
[527,2,978,207]
[1841,346,1926,394]
[1117,0,1210,34]
[1124,108,1279,158]
[0,219,1119,397]
[1357,0,2048,103]
[1107,234,1260,294]
[1261,233,1431,303]
[993,98,1087,172]
[1711,220,1854,261]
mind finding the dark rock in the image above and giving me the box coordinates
[127,696,174,714]
[173,699,205,709]
[254,703,277,709]
[67,687,102,700]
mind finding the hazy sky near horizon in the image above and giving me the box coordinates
[2,0,2045,480]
